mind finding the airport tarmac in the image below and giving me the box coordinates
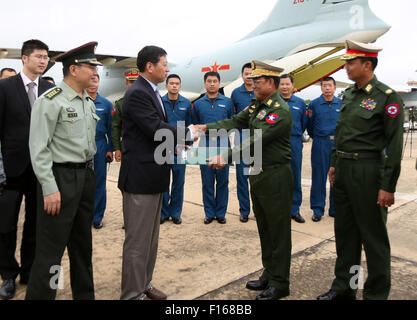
[10,134,417,300]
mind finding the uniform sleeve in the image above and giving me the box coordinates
[0,146,5,185]
[226,108,292,163]
[0,84,5,180]
[29,98,61,196]
[228,99,235,118]
[301,99,308,133]
[186,100,192,127]
[106,101,114,152]
[381,93,404,193]
[111,101,122,151]
[306,101,315,138]
[191,102,199,125]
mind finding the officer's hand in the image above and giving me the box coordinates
[328,167,336,187]
[377,190,395,208]
[106,152,114,163]
[115,150,122,162]
[207,155,227,170]
[44,191,61,216]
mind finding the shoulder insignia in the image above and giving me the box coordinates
[249,109,254,114]
[265,113,279,124]
[386,89,393,94]
[274,102,280,108]
[45,88,62,100]
[365,84,373,93]
[386,104,400,118]
[267,99,273,106]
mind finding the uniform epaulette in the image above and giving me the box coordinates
[375,81,394,95]
[44,87,63,100]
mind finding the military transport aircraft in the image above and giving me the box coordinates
[0,0,390,101]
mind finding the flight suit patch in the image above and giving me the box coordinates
[256,109,268,120]
[67,113,78,118]
[386,104,400,118]
[265,113,279,124]
[360,99,377,111]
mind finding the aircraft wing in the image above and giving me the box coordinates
[224,44,347,97]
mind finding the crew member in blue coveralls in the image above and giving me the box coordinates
[192,71,234,224]
[161,74,192,225]
[307,77,342,222]
[230,63,254,223]
[86,74,114,229]
[279,74,308,223]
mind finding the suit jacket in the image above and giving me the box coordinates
[0,74,54,178]
[118,76,189,194]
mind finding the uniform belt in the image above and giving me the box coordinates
[336,151,381,160]
[250,163,282,173]
[53,160,93,169]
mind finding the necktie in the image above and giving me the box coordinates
[155,88,166,117]
[27,82,36,108]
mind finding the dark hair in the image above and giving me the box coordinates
[320,76,336,86]
[0,68,16,77]
[62,63,81,78]
[241,63,252,74]
[136,46,167,73]
[21,39,49,57]
[204,71,220,82]
[42,76,55,84]
[263,76,280,89]
[279,74,294,84]
[166,74,181,84]
[359,57,378,71]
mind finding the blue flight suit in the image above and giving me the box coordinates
[192,94,234,219]
[93,93,114,224]
[231,84,254,217]
[281,94,307,217]
[161,94,192,220]
[307,95,342,217]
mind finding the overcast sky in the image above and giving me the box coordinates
[1,0,416,99]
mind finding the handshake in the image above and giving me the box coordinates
[188,124,207,141]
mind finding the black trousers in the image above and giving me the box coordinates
[0,165,37,282]
[25,165,96,300]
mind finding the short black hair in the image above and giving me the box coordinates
[204,71,220,82]
[166,74,181,84]
[320,76,336,86]
[0,68,16,77]
[21,39,49,57]
[279,74,294,84]
[263,76,280,89]
[62,63,81,78]
[359,57,378,71]
[42,76,55,84]
[241,63,252,74]
[136,46,167,73]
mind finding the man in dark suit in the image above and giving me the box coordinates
[0,39,54,299]
[118,46,196,300]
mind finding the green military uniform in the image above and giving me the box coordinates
[111,97,124,152]
[207,61,293,294]
[26,42,102,300]
[329,41,404,300]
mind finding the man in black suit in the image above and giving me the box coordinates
[118,46,196,300]
[0,39,54,299]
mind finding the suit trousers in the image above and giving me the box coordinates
[121,192,163,300]
[25,166,95,300]
[0,165,37,281]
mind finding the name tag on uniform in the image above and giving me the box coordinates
[67,113,78,118]
[336,109,340,112]
[96,108,105,111]
[218,104,226,108]
[178,108,186,111]
[292,106,300,110]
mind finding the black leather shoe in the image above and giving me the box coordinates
[246,276,268,291]
[0,279,16,300]
[160,217,169,224]
[329,213,335,218]
[292,214,305,223]
[256,286,289,300]
[93,221,103,229]
[172,217,182,225]
[217,217,226,224]
[204,217,214,224]
[240,215,249,223]
[317,289,356,300]
[312,214,322,222]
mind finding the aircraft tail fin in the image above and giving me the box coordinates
[242,0,323,40]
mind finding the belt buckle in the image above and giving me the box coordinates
[338,151,345,159]
[353,153,359,160]
[86,161,93,169]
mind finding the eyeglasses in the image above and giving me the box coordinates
[32,54,50,61]
[253,78,267,86]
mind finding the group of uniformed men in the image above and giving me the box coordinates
[0,38,405,300]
